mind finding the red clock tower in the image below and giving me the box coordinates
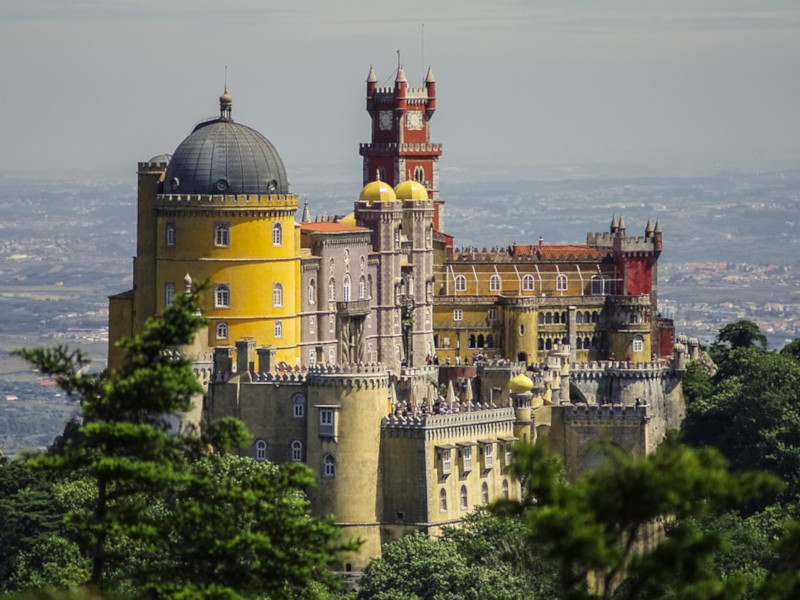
[360,65,445,231]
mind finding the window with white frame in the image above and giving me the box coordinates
[166,223,176,247]
[309,316,316,335]
[501,479,509,499]
[328,278,336,302]
[453,308,463,322]
[522,274,535,291]
[359,276,366,299]
[483,443,494,469]
[322,453,335,478]
[481,482,489,504]
[591,275,610,295]
[504,442,513,467]
[215,284,230,308]
[216,322,228,340]
[164,283,175,307]
[461,446,473,472]
[320,409,335,436]
[308,279,316,305]
[274,320,282,339]
[455,275,467,292]
[439,488,447,512]
[272,222,282,246]
[214,222,230,247]
[343,275,351,302]
[487,308,497,322]
[632,335,644,353]
[291,440,303,462]
[255,439,267,461]
[273,283,283,307]
[460,485,468,510]
[292,394,305,418]
[441,448,452,474]
[556,274,568,292]
[489,274,501,292]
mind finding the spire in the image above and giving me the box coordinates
[219,89,233,120]
[367,64,377,83]
[301,200,310,223]
[610,213,618,233]
[618,215,626,231]
[425,65,435,83]
[395,65,407,83]
[654,220,662,233]
[645,217,653,235]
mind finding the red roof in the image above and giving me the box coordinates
[300,222,368,233]
[509,244,609,260]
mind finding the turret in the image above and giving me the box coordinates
[645,218,654,238]
[618,215,626,236]
[653,220,662,250]
[425,66,436,116]
[366,64,377,98]
[610,213,618,235]
[394,66,407,110]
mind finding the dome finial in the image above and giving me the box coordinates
[219,66,233,119]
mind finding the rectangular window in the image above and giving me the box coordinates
[215,284,230,308]
[214,222,230,247]
[441,448,452,474]
[320,409,335,437]
[487,309,497,322]
[505,442,513,467]
[483,443,494,470]
[453,309,463,322]
[462,446,473,472]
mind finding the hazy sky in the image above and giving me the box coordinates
[2,0,799,182]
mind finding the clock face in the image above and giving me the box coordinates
[406,111,423,131]
[379,110,393,131]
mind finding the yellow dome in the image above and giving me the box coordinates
[359,180,397,204]
[340,212,357,226]
[394,180,428,201]
[509,373,534,394]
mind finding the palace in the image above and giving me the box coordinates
[108,66,686,570]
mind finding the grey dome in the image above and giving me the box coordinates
[164,118,289,195]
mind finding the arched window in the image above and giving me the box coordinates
[468,334,476,349]
[368,275,373,298]
[322,454,336,478]
[545,312,552,324]
[489,274,501,292]
[328,278,336,302]
[292,393,305,418]
[274,321,282,339]
[309,316,316,335]
[308,279,316,305]
[576,338,583,350]
[414,166,425,183]
[343,275,351,302]
[439,488,447,512]
[584,337,591,350]
[255,439,267,461]
[166,223,176,247]
[478,334,485,348]
[584,311,591,323]
[359,276,366,299]
[481,482,489,504]
[538,312,544,325]
[214,222,230,247]
[538,338,544,351]
[216,322,228,340]
[501,479,509,499]
[460,485,468,510]
[426,225,433,249]
[487,334,494,348]
[215,284,230,308]
[556,274,568,292]
[522,274,535,292]
[272,282,283,307]
[576,311,584,324]
[291,440,303,462]
[455,275,467,292]
[272,222,282,246]
[633,335,644,353]
[164,283,175,307]
[545,339,552,350]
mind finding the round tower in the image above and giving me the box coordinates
[304,365,390,570]
[503,305,538,364]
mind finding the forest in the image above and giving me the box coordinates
[3,309,800,599]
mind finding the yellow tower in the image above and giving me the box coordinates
[109,92,301,368]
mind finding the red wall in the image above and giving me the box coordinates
[623,257,653,296]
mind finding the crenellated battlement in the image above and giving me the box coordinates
[561,402,649,423]
[359,142,443,154]
[382,406,515,433]
[156,193,299,209]
[306,363,390,388]
[138,161,169,170]
[569,361,670,382]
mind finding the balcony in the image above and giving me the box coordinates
[336,299,370,317]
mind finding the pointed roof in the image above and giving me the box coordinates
[446,380,456,404]
[367,65,377,83]
[425,65,435,83]
[645,217,653,233]
[611,213,618,229]
[654,220,662,233]
[395,66,407,83]
[618,215,626,230]
[301,201,310,223]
